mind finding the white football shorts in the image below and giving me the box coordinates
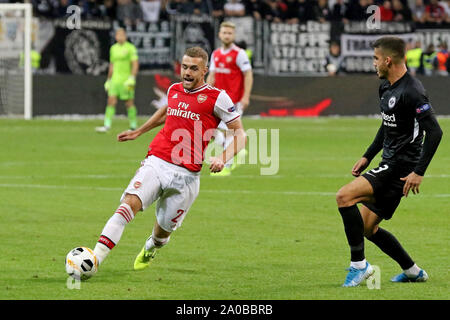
[121,155,200,232]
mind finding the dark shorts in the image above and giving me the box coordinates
[361,162,412,220]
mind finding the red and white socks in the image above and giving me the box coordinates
[94,203,135,265]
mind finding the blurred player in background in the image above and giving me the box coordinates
[92,47,247,272]
[336,37,443,287]
[207,21,253,176]
[96,28,139,133]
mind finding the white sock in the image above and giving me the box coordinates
[93,242,110,265]
[404,263,421,277]
[145,236,157,251]
[145,233,170,251]
[350,259,367,269]
[94,203,134,265]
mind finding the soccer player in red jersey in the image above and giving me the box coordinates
[207,21,253,176]
[92,47,247,272]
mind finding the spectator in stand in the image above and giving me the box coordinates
[406,40,422,75]
[32,0,58,18]
[166,0,192,14]
[424,0,448,24]
[325,41,345,76]
[297,0,312,22]
[392,0,412,21]
[346,0,369,21]
[83,0,106,18]
[311,0,331,22]
[244,0,264,20]
[261,0,286,23]
[412,0,427,24]
[434,42,449,76]
[117,0,143,26]
[330,0,350,23]
[379,0,394,21]
[192,0,210,15]
[140,0,162,22]
[103,0,117,19]
[211,0,226,17]
[224,0,246,16]
[421,43,436,76]
[53,0,71,18]
[439,0,450,22]
[284,0,300,23]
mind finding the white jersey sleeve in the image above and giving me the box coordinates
[209,50,217,72]
[236,49,252,72]
[214,90,241,124]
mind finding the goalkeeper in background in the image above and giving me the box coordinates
[96,28,139,133]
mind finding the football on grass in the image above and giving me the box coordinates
[65,247,98,280]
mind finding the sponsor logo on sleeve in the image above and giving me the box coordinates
[416,104,430,114]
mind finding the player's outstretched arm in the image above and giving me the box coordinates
[206,71,215,86]
[117,106,167,142]
[240,70,253,111]
[353,124,384,176]
[400,113,443,197]
[209,118,247,173]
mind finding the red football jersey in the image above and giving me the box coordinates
[147,82,240,172]
[210,45,252,104]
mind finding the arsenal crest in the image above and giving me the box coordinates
[197,94,207,103]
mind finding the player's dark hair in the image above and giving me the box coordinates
[372,37,406,64]
[184,47,209,65]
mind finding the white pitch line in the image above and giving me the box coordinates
[1,174,449,180]
[0,183,449,197]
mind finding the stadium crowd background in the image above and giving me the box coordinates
[1,0,449,76]
[0,0,447,25]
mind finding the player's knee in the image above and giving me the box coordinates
[122,194,142,213]
[364,224,379,238]
[336,187,352,207]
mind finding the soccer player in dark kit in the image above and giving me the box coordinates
[336,37,443,287]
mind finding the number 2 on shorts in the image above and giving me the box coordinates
[171,209,185,224]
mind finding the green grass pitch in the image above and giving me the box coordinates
[0,117,448,300]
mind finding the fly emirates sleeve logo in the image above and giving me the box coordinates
[167,102,201,121]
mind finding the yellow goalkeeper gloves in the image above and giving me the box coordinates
[104,79,111,92]
[124,76,136,90]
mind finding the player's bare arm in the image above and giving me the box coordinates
[117,106,167,142]
[131,60,139,77]
[351,157,370,177]
[206,71,215,86]
[210,118,246,172]
[107,63,113,79]
[241,70,253,110]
